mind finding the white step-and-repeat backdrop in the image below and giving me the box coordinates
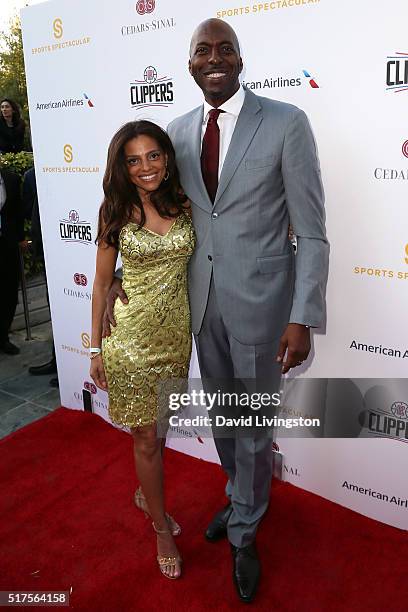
[21,0,407,530]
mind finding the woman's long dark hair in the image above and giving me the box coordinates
[0,98,25,128]
[97,121,188,248]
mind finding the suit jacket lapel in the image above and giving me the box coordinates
[214,89,262,208]
[185,106,213,211]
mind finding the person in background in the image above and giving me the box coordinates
[0,99,26,154]
[0,167,26,354]
[22,167,58,385]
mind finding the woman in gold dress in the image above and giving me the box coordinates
[90,121,195,579]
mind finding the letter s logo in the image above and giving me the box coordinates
[53,18,63,39]
[405,244,408,264]
[81,332,91,349]
[64,144,73,164]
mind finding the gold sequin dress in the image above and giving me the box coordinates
[102,212,195,428]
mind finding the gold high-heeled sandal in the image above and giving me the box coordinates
[152,522,182,580]
[134,486,181,536]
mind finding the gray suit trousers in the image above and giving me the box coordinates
[195,277,282,547]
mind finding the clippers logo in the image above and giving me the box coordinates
[144,66,157,83]
[64,144,73,163]
[69,210,79,222]
[74,273,88,286]
[391,402,408,419]
[402,140,408,159]
[59,210,92,244]
[386,52,408,93]
[84,381,97,394]
[53,18,63,39]
[367,401,408,442]
[302,69,319,88]
[130,66,174,109]
[136,0,155,14]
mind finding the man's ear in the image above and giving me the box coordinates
[188,59,192,75]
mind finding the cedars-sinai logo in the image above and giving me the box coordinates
[74,273,88,286]
[63,272,91,302]
[136,0,155,14]
[130,66,174,110]
[84,381,97,394]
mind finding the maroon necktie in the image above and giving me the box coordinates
[201,108,223,203]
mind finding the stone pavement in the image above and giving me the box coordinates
[0,321,60,439]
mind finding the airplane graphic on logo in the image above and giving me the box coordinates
[83,93,94,107]
[302,70,319,88]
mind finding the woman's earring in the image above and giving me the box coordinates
[163,168,169,181]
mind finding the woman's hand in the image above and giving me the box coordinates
[90,355,108,391]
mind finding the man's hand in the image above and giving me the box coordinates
[19,240,30,252]
[276,323,311,374]
[90,355,108,390]
[102,278,128,338]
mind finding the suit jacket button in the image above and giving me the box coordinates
[208,255,213,261]
[211,212,218,219]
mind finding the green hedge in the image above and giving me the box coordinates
[0,151,34,177]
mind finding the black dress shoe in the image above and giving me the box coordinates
[205,503,232,542]
[231,543,260,603]
[29,359,57,375]
[0,340,20,355]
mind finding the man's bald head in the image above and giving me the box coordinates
[189,18,241,58]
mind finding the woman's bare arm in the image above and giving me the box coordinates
[90,242,118,389]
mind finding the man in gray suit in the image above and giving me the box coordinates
[171,18,328,601]
[107,18,328,602]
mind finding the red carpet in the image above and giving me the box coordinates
[0,407,406,611]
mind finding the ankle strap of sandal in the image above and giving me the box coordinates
[152,522,171,534]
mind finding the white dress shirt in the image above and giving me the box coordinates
[201,85,246,179]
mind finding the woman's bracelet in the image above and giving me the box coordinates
[90,347,102,360]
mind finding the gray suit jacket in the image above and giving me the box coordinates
[168,88,329,345]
